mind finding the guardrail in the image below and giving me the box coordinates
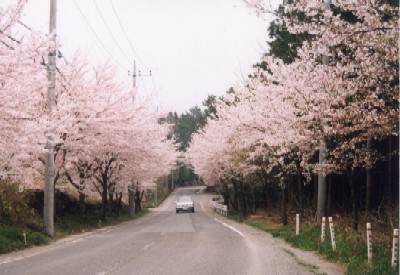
[210,200,228,216]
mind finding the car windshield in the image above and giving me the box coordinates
[178,196,191,202]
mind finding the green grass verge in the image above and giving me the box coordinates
[229,215,398,275]
[0,226,49,254]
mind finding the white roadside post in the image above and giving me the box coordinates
[296,214,300,235]
[392,229,399,267]
[366,223,372,265]
[328,217,336,250]
[321,217,326,242]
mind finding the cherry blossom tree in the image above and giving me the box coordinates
[48,58,178,219]
[0,0,51,186]
[188,0,398,225]
[1,1,179,221]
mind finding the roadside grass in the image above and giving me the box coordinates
[0,226,48,254]
[0,208,149,254]
[229,214,398,275]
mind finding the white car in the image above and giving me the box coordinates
[175,196,194,213]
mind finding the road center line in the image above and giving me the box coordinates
[142,242,155,251]
[213,218,244,237]
[200,202,205,211]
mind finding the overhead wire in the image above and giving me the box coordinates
[93,0,134,67]
[139,76,163,113]
[18,1,157,99]
[109,0,149,72]
[72,0,129,71]
[149,74,162,110]
[107,0,160,103]
[107,0,161,104]
[139,76,150,96]
[17,20,31,31]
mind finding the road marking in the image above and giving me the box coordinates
[0,236,87,266]
[70,237,84,244]
[0,252,41,265]
[200,202,205,211]
[142,242,155,251]
[213,218,244,237]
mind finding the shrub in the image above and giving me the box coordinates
[27,232,48,246]
[0,181,36,226]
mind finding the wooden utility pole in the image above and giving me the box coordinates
[44,0,57,237]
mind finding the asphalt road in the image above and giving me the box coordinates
[0,187,343,275]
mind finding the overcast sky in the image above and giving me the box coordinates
[4,0,281,113]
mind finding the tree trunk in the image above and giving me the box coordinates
[116,192,122,217]
[0,193,4,220]
[100,180,108,221]
[129,188,135,217]
[135,190,143,213]
[384,136,393,204]
[365,167,372,213]
[263,182,269,210]
[365,139,373,213]
[327,176,332,216]
[223,183,230,210]
[261,170,270,210]
[288,176,293,213]
[108,191,114,216]
[348,169,359,230]
[232,180,239,211]
[139,191,144,211]
[296,160,303,217]
[239,184,247,217]
[313,174,318,213]
[281,186,288,226]
[79,192,86,216]
[251,186,256,214]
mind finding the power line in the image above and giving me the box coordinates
[72,0,129,71]
[17,20,32,31]
[93,0,134,66]
[109,0,149,71]
[150,74,162,109]
[139,75,149,95]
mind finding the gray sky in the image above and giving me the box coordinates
[5,0,281,113]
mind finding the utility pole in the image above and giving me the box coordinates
[316,0,331,222]
[128,60,152,88]
[44,0,57,237]
[128,61,151,102]
[129,60,137,87]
